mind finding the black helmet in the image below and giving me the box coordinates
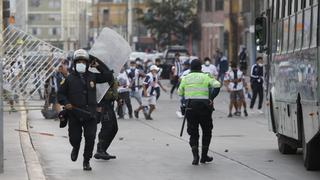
[190,59,202,72]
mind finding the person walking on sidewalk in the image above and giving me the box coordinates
[134,65,164,120]
[250,57,264,113]
[94,79,118,161]
[224,62,248,117]
[58,49,113,171]
[178,59,221,165]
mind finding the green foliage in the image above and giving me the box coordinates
[138,0,199,48]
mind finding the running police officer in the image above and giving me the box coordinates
[58,49,113,171]
[178,59,221,165]
[94,78,118,160]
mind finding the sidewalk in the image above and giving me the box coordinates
[0,112,28,180]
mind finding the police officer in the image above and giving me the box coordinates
[178,59,221,165]
[58,49,113,171]
[94,78,118,160]
[250,57,264,113]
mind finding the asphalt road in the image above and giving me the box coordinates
[27,91,320,180]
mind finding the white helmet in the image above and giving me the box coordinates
[73,49,89,62]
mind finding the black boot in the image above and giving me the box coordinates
[94,142,110,160]
[83,159,92,171]
[71,147,79,162]
[200,146,213,163]
[191,146,199,165]
[105,152,116,159]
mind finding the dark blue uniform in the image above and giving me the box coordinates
[250,64,264,109]
[58,65,113,161]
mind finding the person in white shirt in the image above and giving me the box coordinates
[154,58,167,100]
[224,62,248,117]
[134,65,164,120]
[202,57,218,78]
[117,68,133,119]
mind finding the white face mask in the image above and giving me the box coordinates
[205,61,210,66]
[76,63,86,73]
[258,63,264,67]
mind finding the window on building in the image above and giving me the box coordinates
[215,0,224,11]
[49,0,61,9]
[30,0,40,7]
[48,14,61,21]
[49,27,61,36]
[28,14,41,21]
[205,0,212,12]
[31,28,41,36]
[102,9,110,26]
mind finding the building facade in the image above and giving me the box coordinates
[198,0,225,60]
[92,0,151,51]
[14,0,91,50]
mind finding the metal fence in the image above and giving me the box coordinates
[1,25,67,101]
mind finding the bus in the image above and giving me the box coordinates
[255,0,320,170]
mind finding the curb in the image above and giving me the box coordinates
[19,101,46,180]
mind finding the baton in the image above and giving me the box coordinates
[64,106,92,115]
[180,100,191,137]
[73,107,92,115]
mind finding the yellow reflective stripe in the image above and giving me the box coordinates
[185,96,208,99]
[184,87,208,92]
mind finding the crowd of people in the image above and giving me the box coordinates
[12,47,264,170]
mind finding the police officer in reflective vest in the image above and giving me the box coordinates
[58,49,113,171]
[178,59,221,165]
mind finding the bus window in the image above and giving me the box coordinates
[277,20,283,53]
[283,18,289,52]
[302,7,312,48]
[279,0,283,19]
[282,0,287,17]
[288,0,293,15]
[272,22,278,53]
[302,0,307,8]
[295,11,303,50]
[295,0,300,12]
[310,4,318,47]
[288,15,296,51]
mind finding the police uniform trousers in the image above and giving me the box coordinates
[250,81,263,109]
[186,100,213,148]
[68,110,97,160]
[98,100,118,152]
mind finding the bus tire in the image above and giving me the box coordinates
[302,125,320,170]
[277,135,297,154]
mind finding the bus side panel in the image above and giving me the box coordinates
[299,48,319,143]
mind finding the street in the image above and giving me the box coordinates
[27,91,320,180]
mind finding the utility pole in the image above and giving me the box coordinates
[0,0,10,174]
[127,0,133,45]
[249,0,257,68]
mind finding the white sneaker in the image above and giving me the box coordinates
[176,111,184,118]
[257,109,264,114]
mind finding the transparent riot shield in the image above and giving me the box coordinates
[89,27,132,102]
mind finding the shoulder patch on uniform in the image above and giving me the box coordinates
[60,79,65,85]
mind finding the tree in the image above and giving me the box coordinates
[137,0,199,48]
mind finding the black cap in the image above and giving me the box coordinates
[183,60,190,66]
[190,59,202,71]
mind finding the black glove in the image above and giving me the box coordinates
[96,112,102,124]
